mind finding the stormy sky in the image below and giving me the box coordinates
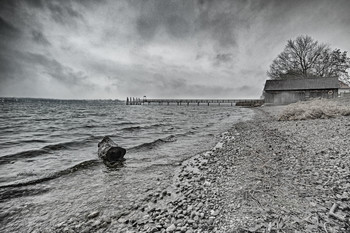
[0,0,350,99]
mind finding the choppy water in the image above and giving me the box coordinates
[0,98,254,232]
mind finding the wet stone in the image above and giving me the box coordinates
[87,211,100,219]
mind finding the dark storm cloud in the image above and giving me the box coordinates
[132,0,247,48]
[108,69,256,98]
[22,52,88,86]
[31,30,51,46]
[21,0,84,25]
[165,15,190,38]
[25,0,45,8]
[0,16,21,38]
[195,1,242,48]
[115,73,238,98]
[136,16,159,41]
[1,0,350,99]
[134,0,193,41]
[47,2,83,24]
[0,49,18,83]
[0,47,88,87]
[214,53,234,66]
[0,48,95,97]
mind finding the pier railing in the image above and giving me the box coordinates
[126,98,264,106]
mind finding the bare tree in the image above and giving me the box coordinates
[267,35,350,82]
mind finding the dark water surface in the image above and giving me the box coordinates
[0,98,253,232]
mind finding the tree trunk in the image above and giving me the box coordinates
[98,136,126,164]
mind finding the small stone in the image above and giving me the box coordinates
[196,203,203,210]
[187,205,193,212]
[204,181,211,186]
[56,221,65,228]
[187,219,195,224]
[310,202,317,207]
[103,217,111,224]
[166,224,176,232]
[190,211,196,218]
[118,218,128,224]
[80,227,90,233]
[87,211,99,219]
[210,210,219,216]
[180,226,187,232]
[100,222,108,228]
[340,192,349,201]
[92,220,101,227]
[208,216,215,224]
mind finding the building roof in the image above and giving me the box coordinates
[339,80,350,89]
[264,77,339,91]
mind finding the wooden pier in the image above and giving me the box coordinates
[126,97,264,107]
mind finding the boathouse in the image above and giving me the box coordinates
[263,77,339,104]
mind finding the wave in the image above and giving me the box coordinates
[121,126,142,131]
[0,136,100,165]
[0,159,100,189]
[21,139,48,144]
[82,124,97,128]
[121,123,168,132]
[129,135,177,151]
[0,139,48,147]
[115,122,137,126]
[127,130,197,152]
[0,187,50,202]
[176,131,195,137]
[0,149,48,165]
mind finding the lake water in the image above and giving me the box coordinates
[0,98,254,232]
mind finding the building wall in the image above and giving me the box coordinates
[265,89,338,104]
[339,88,350,97]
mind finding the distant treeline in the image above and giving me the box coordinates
[0,97,124,104]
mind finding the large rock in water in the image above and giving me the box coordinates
[98,136,126,166]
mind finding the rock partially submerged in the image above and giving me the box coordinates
[98,136,126,166]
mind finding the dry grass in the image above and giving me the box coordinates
[279,98,350,121]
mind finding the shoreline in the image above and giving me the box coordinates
[51,114,252,233]
[214,101,350,232]
[1,105,253,233]
[33,99,350,232]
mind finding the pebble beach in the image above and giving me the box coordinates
[46,98,350,232]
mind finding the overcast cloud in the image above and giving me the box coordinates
[0,0,350,99]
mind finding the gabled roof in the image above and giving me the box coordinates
[339,80,350,89]
[264,77,339,91]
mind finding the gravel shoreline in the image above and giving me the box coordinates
[215,102,350,232]
[54,99,350,233]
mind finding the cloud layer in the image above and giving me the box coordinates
[0,0,350,99]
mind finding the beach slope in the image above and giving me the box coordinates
[214,99,350,232]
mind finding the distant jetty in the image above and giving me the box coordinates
[126,97,264,107]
